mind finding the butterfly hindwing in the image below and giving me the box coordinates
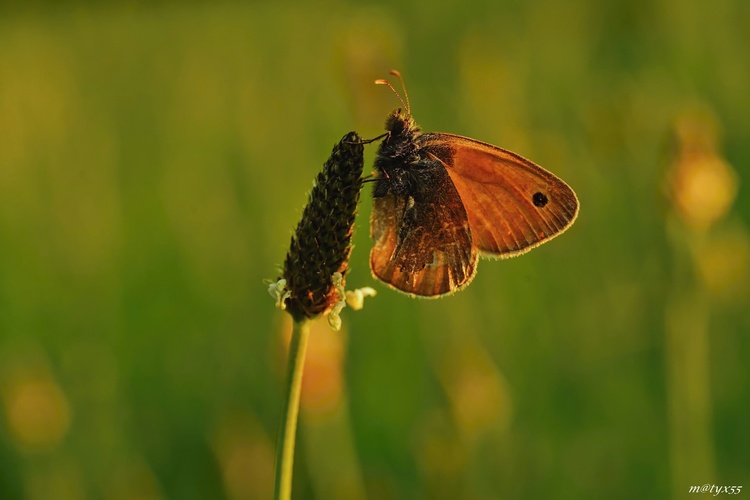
[370,181,478,297]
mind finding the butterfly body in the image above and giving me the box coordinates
[373,111,425,198]
[370,85,579,297]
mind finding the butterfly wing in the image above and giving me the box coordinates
[370,187,478,297]
[419,133,579,257]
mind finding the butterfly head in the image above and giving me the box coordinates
[384,108,419,138]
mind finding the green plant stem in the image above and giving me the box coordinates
[274,318,310,500]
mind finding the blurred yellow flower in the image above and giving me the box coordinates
[2,371,71,453]
[667,111,738,231]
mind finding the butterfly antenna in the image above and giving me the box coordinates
[389,70,410,115]
[375,72,409,113]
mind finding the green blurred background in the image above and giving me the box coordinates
[1,1,748,499]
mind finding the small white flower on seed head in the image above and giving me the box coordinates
[268,279,291,310]
[326,272,347,331]
[345,287,377,311]
[332,272,346,297]
[327,299,346,331]
[289,271,374,331]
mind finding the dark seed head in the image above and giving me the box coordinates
[532,192,549,207]
[281,132,365,321]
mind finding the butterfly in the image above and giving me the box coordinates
[369,71,579,297]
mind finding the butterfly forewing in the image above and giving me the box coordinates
[420,133,579,257]
[370,188,478,297]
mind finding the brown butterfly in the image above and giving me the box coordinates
[369,71,579,297]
